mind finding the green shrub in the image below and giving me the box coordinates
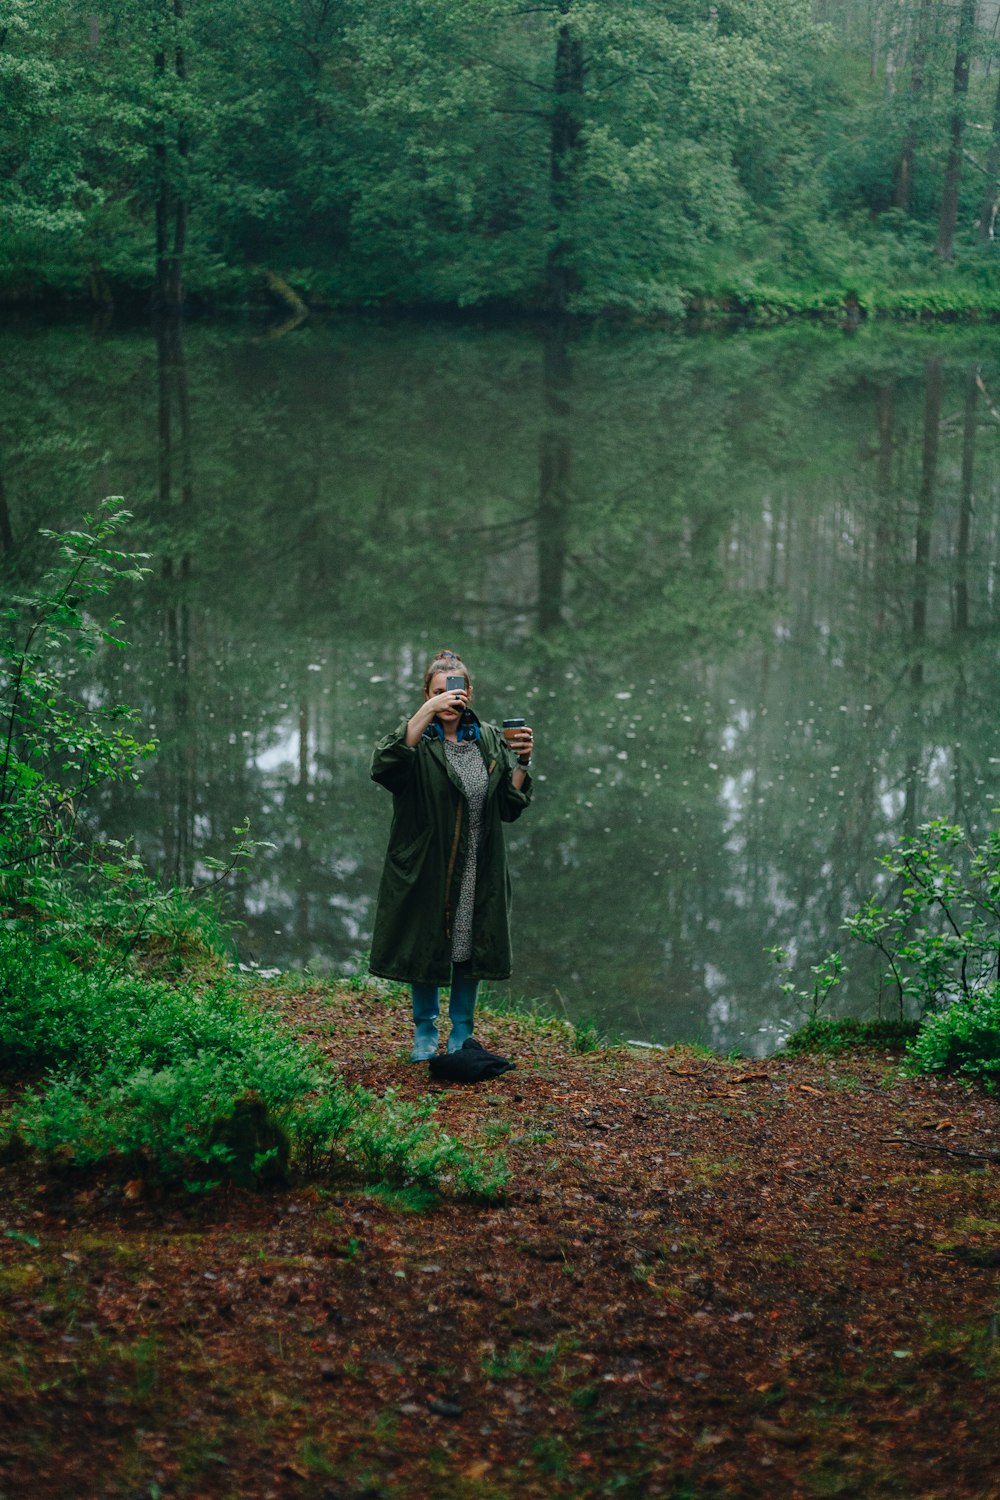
[0,929,508,1196]
[844,820,1000,1018]
[908,986,1000,1086]
[778,818,1000,1083]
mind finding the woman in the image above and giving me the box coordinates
[370,649,534,1061]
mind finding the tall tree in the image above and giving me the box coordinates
[912,356,943,688]
[152,0,191,309]
[977,62,1000,243]
[545,5,584,310]
[936,0,978,259]
[954,368,978,630]
[893,0,935,212]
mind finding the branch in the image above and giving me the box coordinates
[468,53,550,91]
[881,1135,1000,1164]
[975,375,1000,425]
[961,147,993,179]
[589,70,634,97]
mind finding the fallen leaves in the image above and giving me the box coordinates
[1,990,999,1499]
[751,1416,809,1449]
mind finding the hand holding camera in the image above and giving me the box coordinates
[425,675,468,717]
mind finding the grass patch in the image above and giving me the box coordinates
[359,1183,439,1214]
[478,984,622,1052]
[782,1018,919,1055]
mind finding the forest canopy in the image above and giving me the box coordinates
[2,0,1000,313]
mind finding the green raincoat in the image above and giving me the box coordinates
[369,715,533,985]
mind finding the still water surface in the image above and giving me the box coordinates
[3,316,1000,1052]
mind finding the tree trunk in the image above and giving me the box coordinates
[936,0,977,261]
[169,0,188,310]
[0,470,13,555]
[955,367,977,630]
[545,7,584,312]
[902,362,940,841]
[537,322,572,631]
[168,315,194,542]
[977,65,1000,243]
[155,317,172,538]
[874,380,896,631]
[911,356,942,688]
[884,0,910,98]
[154,39,170,309]
[153,0,187,311]
[893,0,934,212]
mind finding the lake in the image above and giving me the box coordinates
[3,313,999,1052]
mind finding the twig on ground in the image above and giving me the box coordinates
[880,1135,1000,1164]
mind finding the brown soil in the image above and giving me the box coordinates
[1,984,999,1500]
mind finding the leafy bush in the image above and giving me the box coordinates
[844,820,1000,1018]
[0,927,507,1195]
[0,501,265,973]
[779,819,1000,1083]
[907,985,1000,1087]
[1,500,155,888]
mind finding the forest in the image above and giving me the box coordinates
[6,8,1000,1496]
[4,0,1000,314]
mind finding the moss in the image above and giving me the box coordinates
[0,1263,43,1294]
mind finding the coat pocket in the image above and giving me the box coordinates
[388,826,432,880]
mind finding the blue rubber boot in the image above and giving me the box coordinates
[410,984,440,1062]
[446,966,479,1054]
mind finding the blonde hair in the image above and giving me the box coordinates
[422,649,472,697]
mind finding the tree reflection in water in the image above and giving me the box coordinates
[3,319,1000,1053]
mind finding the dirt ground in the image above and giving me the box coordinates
[1,984,999,1500]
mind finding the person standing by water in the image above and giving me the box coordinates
[370,650,534,1061]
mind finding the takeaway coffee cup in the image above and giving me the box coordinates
[502,718,526,746]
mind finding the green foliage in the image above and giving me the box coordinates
[908,985,1000,1087]
[0,927,507,1194]
[3,0,998,311]
[767,946,845,1020]
[0,498,155,884]
[0,499,267,970]
[0,926,314,1177]
[786,819,1000,1082]
[844,820,1000,1018]
[571,1019,603,1054]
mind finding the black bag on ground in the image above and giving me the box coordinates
[428,1037,515,1083]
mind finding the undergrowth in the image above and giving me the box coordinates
[0,925,507,1198]
[477,982,621,1053]
[778,819,1000,1085]
[908,986,1000,1088]
[783,1017,920,1055]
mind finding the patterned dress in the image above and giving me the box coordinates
[443,738,489,963]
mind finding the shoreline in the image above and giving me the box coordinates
[3,279,1000,329]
